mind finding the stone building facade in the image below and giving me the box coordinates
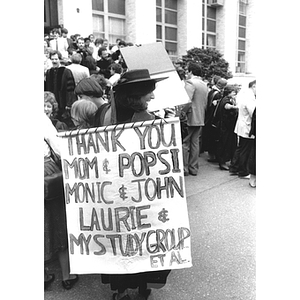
[44,0,256,76]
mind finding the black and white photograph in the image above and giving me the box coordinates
[3,1,300,300]
[42,1,256,299]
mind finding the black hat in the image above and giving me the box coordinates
[114,69,168,91]
[75,78,103,98]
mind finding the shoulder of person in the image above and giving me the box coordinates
[185,79,194,85]
[53,119,68,131]
[131,110,155,122]
[94,103,111,127]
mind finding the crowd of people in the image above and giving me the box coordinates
[44,27,256,299]
[44,27,132,127]
[174,61,256,188]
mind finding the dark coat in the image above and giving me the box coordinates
[97,57,113,78]
[45,67,77,109]
[51,118,69,132]
[94,94,171,293]
[81,54,98,74]
[216,96,239,163]
[202,88,222,153]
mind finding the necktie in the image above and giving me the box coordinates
[56,39,58,51]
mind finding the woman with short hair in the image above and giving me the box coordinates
[44,91,68,132]
[70,99,98,129]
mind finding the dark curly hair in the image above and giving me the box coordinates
[222,85,237,98]
[115,81,156,112]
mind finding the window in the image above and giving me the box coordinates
[207,6,216,19]
[165,0,177,10]
[238,40,246,51]
[202,0,217,50]
[156,0,178,57]
[239,27,246,38]
[93,14,105,39]
[207,34,216,47]
[165,10,177,25]
[92,0,125,44]
[108,0,125,14]
[109,17,125,43]
[236,0,247,73]
[156,25,162,39]
[239,1,247,14]
[238,51,245,62]
[165,27,177,41]
[92,0,104,11]
[207,19,216,32]
[156,8,162,22]
[239,15,246,26]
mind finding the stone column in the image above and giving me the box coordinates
[217,0,239,75]
[177,0,188,57]
[186,0,203,50]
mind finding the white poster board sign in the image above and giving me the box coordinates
[58,118,192,274]
[121,43,190,112]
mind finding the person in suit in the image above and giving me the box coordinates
[229,80,256,178]
[182,62,208,176]
[49,28,69,60]
[66,52,90,86]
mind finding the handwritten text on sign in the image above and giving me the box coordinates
[58,118,192,274]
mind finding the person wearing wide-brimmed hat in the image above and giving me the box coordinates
[96,69,170,300]
[93,68,168,127]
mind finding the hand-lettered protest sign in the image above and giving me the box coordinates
[57,118,192,274]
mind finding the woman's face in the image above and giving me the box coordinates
[44,101,53,118]
[140,91,155,110]
[229,91,237,99]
